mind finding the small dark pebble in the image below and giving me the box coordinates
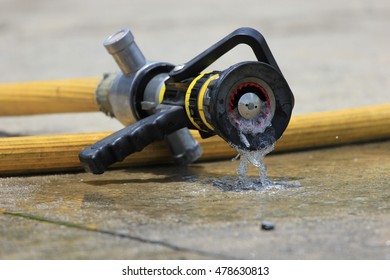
[261,221,275,231]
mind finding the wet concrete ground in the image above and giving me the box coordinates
[1,141,389,259]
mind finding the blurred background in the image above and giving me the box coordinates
[0,0,389,135]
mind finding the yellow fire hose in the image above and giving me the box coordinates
[0,78,100,115]
[0,79,389,175]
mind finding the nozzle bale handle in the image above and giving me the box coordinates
[169,27,282,82]
[79,106,190,174]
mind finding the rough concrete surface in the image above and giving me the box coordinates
[1,141,389,259]
[0,0,389,259]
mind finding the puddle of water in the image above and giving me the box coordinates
[209,175,301,192]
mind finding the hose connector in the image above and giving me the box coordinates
[104,29,146,76]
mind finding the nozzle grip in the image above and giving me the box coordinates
[79,106,189,174]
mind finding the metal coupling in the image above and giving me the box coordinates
[104,29,146,76]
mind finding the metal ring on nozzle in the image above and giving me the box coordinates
[206,61,293,151]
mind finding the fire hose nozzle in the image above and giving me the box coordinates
[80,27,294,174]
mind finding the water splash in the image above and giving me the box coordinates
[235,142,275,186]
[210,130,300,192]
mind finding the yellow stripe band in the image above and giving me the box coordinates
[185,73,206,130]
[158,83,166,104]
[198,74,219,131]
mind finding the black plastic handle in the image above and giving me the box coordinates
[79,106,190,174]
[168,27,282,82]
